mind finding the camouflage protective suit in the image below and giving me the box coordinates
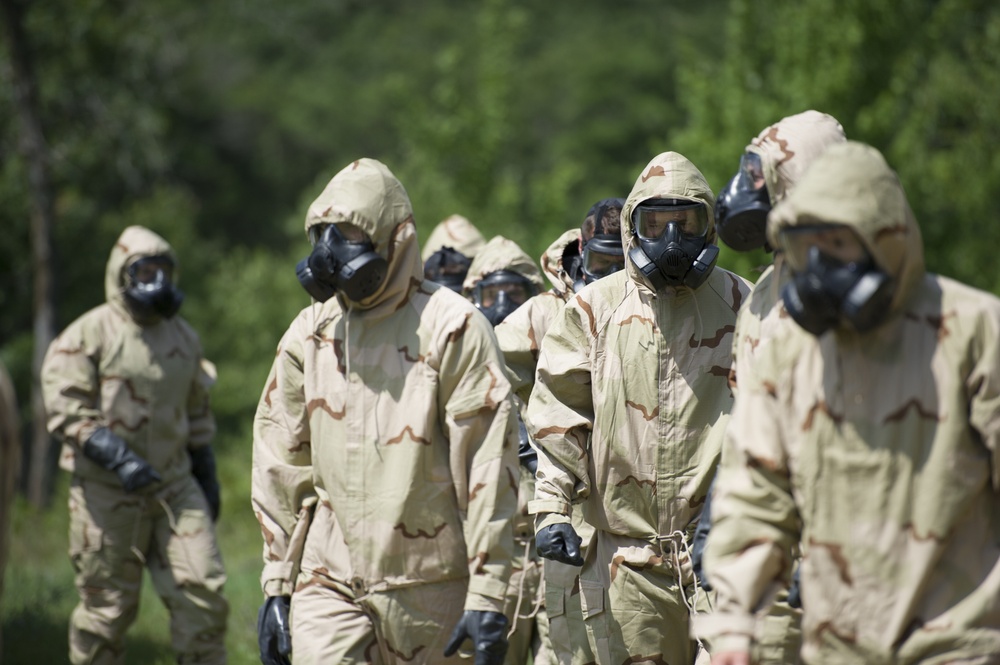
[41,225,228,665]
[0,359,19,658]
[252,159,519,664]
[699,142,1000,664]
[494,228,597,665]
[723,110,846,664]
[422,213,487,262]
[527,152,751,665]
[463,235,552,665]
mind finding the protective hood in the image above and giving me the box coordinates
[539,228,582,296]
[462,235,545,294]
[104,225,178,317]
[621,152,717,292]
[304,158,422,313]
[767,141,925,314]
[421,214,486,262]
[747,110,846,206]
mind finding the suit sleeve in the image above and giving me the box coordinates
[186,347,217,449]
[437,310,519,612]
[251,321,316,597]
[525,297,594,530]
[968,304,1000,489]
[40,317,104,447]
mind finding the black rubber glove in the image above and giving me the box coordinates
[189,446,221,521]
[443,610,508,665]
[516,416,537,475]
[83,427,161,493]
[787,565,802,609]
[257,595,292,665]
[535,523,584,566]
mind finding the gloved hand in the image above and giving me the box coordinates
[786,565,802,609]
[443,610,508,665]
[189,446,221,521]
[535,523,584,566]
[257,595,292,665]
[83,427,161,492]
[516,417,538,475]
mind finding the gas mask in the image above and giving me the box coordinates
[715,152,772,252]
[628,198,718,290]
[472,270,538,326]
[296,224,388,303]
[123,256,184,320]
[579,234,625,289]
[424,246,472,293]
[780,234,894,336]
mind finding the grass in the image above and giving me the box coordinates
[2,432,265,664]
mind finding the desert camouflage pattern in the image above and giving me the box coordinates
[252,160,519,662]
[40,225,227,664]
[41,225,217,486]
[747,109,846,207]
[0,359,19,657]
[421,214,487,261]
[494,227,594,665]
[461,234,552,665]
[527,152,751,663]
[700,142,1000,663]
[461,235,545,296]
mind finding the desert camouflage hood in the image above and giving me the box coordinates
[539,228,582,296]
[104,225,177,318]
[462,235,544,294]
[421,214,486,261]
[747,110,846,206]
[768,141,925,314]
[304,158,422,314]
[621,152,717,293]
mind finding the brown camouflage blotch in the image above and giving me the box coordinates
[307,398,347,421]
[386,643,426,662]
[756,126,796,167]
[883,399,942,424]
[364,637,380,665]
[469,551,490,575]
[802,400,843,431]
[873,224,908,242]
[386,217,411,264]
[115,241,130,253]
[577,295,598,337]
[925,311,956,340]
[762,380,778,397]
[107,415,149,432]
[814,621,857,644]
[351,160,361,170]
[619,314,656,327]
[746,335,761,351]
[614,476,657,494]
[469,482,488,501]
[625,400,659,422]
[264,376,278,409]
[447,312,472,344]
[52,344,86,356]
[727,367,738,391]
[256,512,277,553]
[903,522,948,543]
[729,273,745,313]
[808,538,854,585]
[100,375,149,405]
[394,522,447,539]
[689,324,736,349]
[641,165,667,182]
[746,451,784,473]
[527,325,540,359]
[385,425,431,446]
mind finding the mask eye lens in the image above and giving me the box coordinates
[634,202,708,240]
[128,257,173,287]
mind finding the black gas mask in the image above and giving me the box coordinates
[579,234,625,289]
[424,246,472,293]
[472,270,538,326]
[628,198,718,290]
[780,229,894,336]
[296,224,388,303]
[123,256,184,320]
[716,152,772,252]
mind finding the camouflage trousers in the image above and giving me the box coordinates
[581,531,712,665]
[503,538,554,665]
[290,575,469,665]
[544,558,594,665]
[754,589,802,665]
[67,475,228,665]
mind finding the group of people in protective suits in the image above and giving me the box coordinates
[33,109,1000,665]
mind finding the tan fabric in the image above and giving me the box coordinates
[421,214,486,261]
[42,225,217,487]
[461,235,544,295]
[700,142,1000,663]
[0,359,18,658]
[253,159,519,623]
[540,229,583,296]
[67,476,228,665]
[527,151,751,663]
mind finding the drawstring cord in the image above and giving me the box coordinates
[666,529,707,653]
[507,538,544,639]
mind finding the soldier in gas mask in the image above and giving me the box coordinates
[254,159,519,665]
[41,225,227,665]
[691,110,846,664]
[702,141,1000,665]
[463,236,545,328]
[422,214,486,292]
[526,152,751,664]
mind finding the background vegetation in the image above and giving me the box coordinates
[2,0,998,662]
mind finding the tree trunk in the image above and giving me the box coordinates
[1,0,58,507]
